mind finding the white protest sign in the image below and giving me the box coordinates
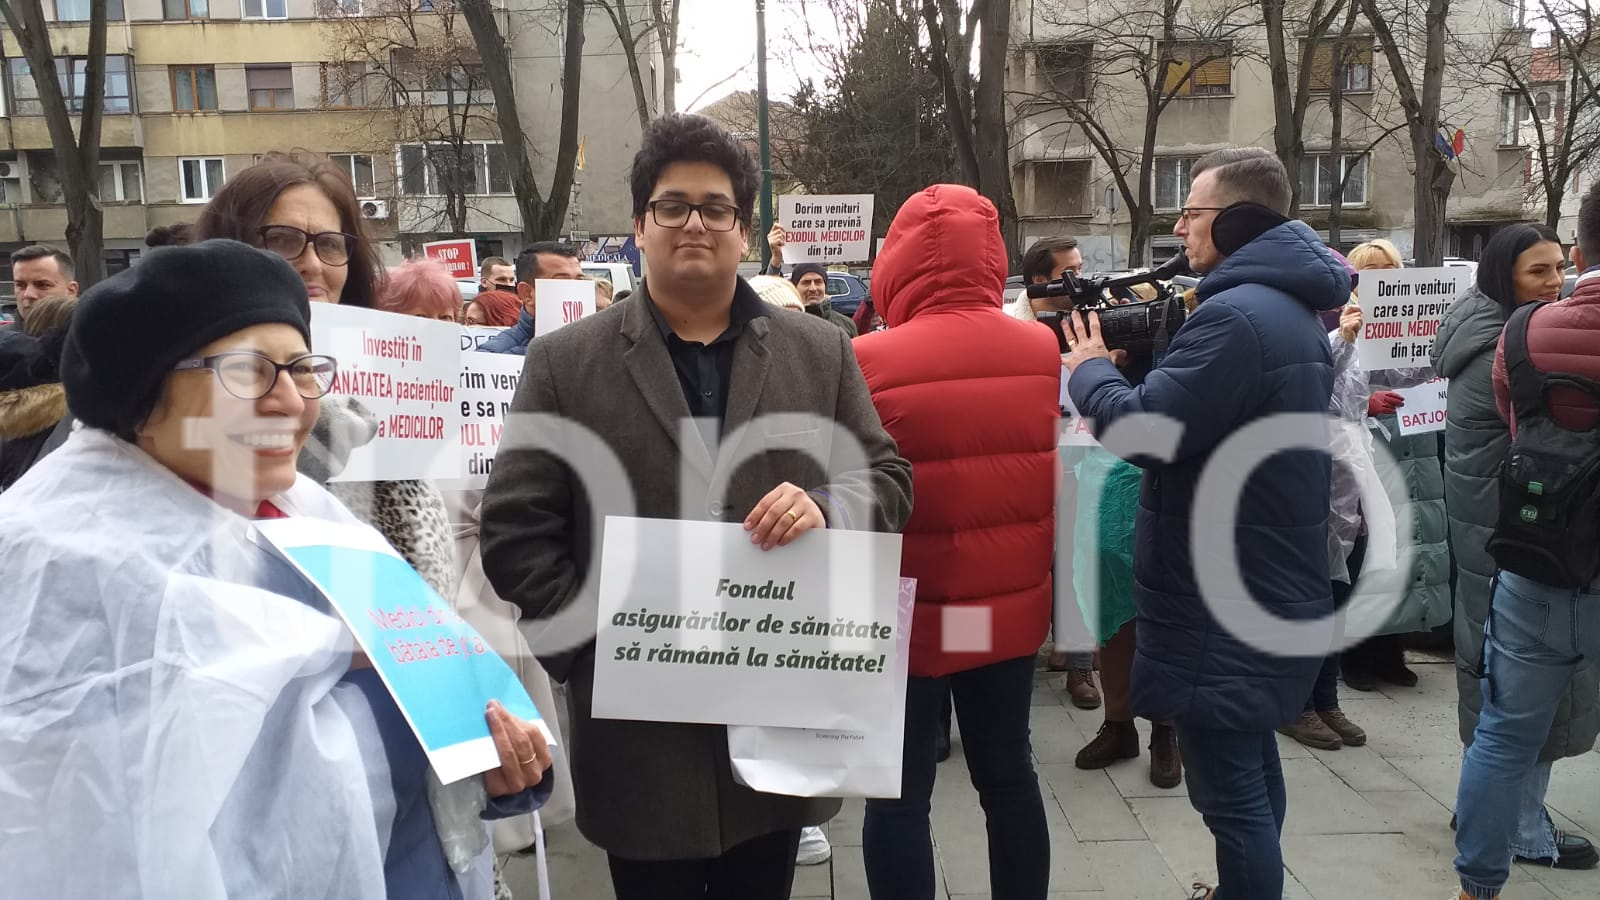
[460,326,506,352]
[592,517,903,731]
[312,304,463,481]
[533,279,595,338]
[1059,379,1098,447]
[1357,267,1468,371]
[779,194,874,265]
[451,350,523,489]
[1393,378,1449,435]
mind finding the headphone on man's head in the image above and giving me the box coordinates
[1210,202,1290,257]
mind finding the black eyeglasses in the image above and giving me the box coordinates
[1177,206,1226,222]
[173,351,339,400]
[258,225,359,267]
[645,200,742,232]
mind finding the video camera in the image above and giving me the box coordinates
[1024,251,1193,359]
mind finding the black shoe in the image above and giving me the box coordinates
[1374,664,1419,687]
[1341,664,1379,692]
[935,731,951,763]
[1075,720,1140,770]
[1518,832,1600,870]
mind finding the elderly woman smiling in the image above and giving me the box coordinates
[0,240,551,900]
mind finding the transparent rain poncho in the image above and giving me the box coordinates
[0,429,397,899]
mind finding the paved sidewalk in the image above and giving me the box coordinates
[506,658,1600,899]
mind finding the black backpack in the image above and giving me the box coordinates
[1487,302,1600,589]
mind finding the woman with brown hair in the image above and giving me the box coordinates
[196,151,382,308]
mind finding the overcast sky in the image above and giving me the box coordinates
[677,0,840,110]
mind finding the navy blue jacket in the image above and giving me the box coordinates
[481,310,534,355]
[1068,220,1348,731]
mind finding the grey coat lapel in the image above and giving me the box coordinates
[620,296,715,479]
[708,315,772,490]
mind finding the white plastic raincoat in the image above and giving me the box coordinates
[0,429,399,899]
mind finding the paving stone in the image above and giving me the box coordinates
[1039,762,1149,843]
[1278,757,1392,835]
[1080,839,1190,900]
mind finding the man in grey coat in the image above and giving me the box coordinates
[480,113,913,899]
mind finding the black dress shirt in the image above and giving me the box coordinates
[644,281,770,443]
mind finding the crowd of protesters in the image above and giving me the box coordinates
[0,114,1597,900]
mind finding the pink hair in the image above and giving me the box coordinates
[377,257,462,319]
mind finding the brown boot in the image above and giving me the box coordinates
[1075,719,1139,769]
[1064,668,1102,709]
[1148,722,1182,788]
[1278,710,1343,750]
[1317,708,1367,747]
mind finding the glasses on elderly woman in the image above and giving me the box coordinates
[259,225,359,267]
[173,351,339,400]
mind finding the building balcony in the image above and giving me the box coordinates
[8,114,142,151]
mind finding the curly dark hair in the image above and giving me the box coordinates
[629,114,761,225]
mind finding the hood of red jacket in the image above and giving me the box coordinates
[875,184,1008,328]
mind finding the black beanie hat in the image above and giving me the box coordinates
[60,239,313,439]
[790,262,827,285]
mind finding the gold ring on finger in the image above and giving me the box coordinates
[519,754,537,766]
[784,508,800,522]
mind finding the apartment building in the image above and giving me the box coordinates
[1008,0,1552,269]
[0,0,655,282]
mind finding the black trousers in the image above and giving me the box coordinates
[607,829,802,900]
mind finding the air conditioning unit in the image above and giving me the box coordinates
[360,199,389,220]
[0,162,14,178]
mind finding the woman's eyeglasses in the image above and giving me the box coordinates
[173,351,339,400]
[259,225,358,267]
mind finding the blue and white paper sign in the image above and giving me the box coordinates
[255,518,549,785]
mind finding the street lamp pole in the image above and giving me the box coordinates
[756,0,774,271]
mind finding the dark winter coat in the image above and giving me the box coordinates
[1433,283,1599,760]
[1068,220,1347,731]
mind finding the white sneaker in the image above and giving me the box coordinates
[796,826,831,866]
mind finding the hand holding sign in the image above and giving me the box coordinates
[483,700,552,797]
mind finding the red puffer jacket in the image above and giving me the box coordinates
[853,184,1061,677]
[1494,274,1600,432]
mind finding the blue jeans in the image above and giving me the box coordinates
[1176,726,1286,900]
[1455,570,1600,898]
[863,655,1049,900]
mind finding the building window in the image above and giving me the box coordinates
[1501,92,1530,146]
[104,249,139,277]
[1161,41,1232,97]
[1300,153,1368,206]
[246,66,294,111]
[1308,40,1373,93]
[1028,160,1090,216]
[398,143,510,196]
[1037,42,1092,101]
[242,0,288,19]
[330,152,376,197]
[7,56,132,115]
[172,66,218,111]
[1153,156,1200,210]
[99,160,142,203]
[179,157,225,203]
[392,50,492,107]
[321,62,367,108]
[315,0,362,13]
[163,0,209,19]
[55,0,124,21]
[0,160,22,206]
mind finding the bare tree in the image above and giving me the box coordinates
[460,0,584,242]
[911,0,1022,264]
[595,0,680,131]
[1456,0,1600,231]
[1262,0,1350,215]
[325,0,501,236]
[0,0,107,286]
[1361,0,1452,266]
[1018,0,1258,266]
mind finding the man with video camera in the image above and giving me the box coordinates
[1060,148,1350,900]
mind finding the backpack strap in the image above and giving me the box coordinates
[1504,302,1548,422]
